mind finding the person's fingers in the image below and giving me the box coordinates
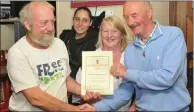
[110,65,117,76]
[82,94,89,101]
[92,92,98,99]
[110,65,114,75]
[96,92,102,100]
[78,103,96,111]
[85,91,92,100]
[78,103,89,110]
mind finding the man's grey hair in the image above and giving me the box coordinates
[144,1,152,9]
[19,2,55,25]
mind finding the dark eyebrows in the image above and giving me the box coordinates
[73,17,79,19]
[74,17,89,21]
[82,18,89,21]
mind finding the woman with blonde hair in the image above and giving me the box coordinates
[95,15,134,111]
[96,15,133,59]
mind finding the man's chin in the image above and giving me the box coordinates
[43,38,54,46]
[133,33,139,36]
[35,40,52,47]
[33,37,54,47]
[132,30,140,36]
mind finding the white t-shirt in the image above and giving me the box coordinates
[73,48,131,111]
[7,36,71,111]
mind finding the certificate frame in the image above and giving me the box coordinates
[81,51,113,95]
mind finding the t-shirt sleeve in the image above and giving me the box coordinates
[65,58,71,77]
[60,39,71,77]
[6,48,38,93]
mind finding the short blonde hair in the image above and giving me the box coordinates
[19,2,55,25]
[96,15,133,52]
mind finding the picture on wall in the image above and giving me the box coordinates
[71,1,125,8]
[0,1,11,19]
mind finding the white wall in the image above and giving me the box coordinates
[56,1,169,38]
[0,2,169,50]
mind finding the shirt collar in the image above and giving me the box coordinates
[134,20,163,46]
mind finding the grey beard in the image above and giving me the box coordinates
[31,35,54,47]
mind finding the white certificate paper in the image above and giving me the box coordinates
[81,51,113,95]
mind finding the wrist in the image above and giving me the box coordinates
[72,105,79,111]
[123,69,127,79]
[93,106,96,111]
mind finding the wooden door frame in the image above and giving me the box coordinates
[169,1,187,39]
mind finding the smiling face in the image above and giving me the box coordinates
[123,2,152,37]
[101,20,123,49]
[73,9,92,38]
[26,2,55,47]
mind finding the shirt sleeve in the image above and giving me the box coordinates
[7,48,38,93]
[125,27,187,90]
[94,80,134,111]
[62,40,71,77]
[65,59,71,77]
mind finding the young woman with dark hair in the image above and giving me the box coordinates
[60,7,99,105]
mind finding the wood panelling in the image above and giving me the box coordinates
[176,2,187,39]
[187,17,193,52]
[187,1,193,21]
[186,1,193,53]
[169,3,193,111]
[169,1,176,26]
[169,1,193,52]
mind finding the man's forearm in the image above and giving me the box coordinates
[22,87,77,111]
[66,76,81,96]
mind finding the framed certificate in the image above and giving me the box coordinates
[81,51,113,95]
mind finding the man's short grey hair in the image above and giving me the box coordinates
[19,2,55,25]
[144,1,152,9]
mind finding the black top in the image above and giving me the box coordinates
[60,29,98,79]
